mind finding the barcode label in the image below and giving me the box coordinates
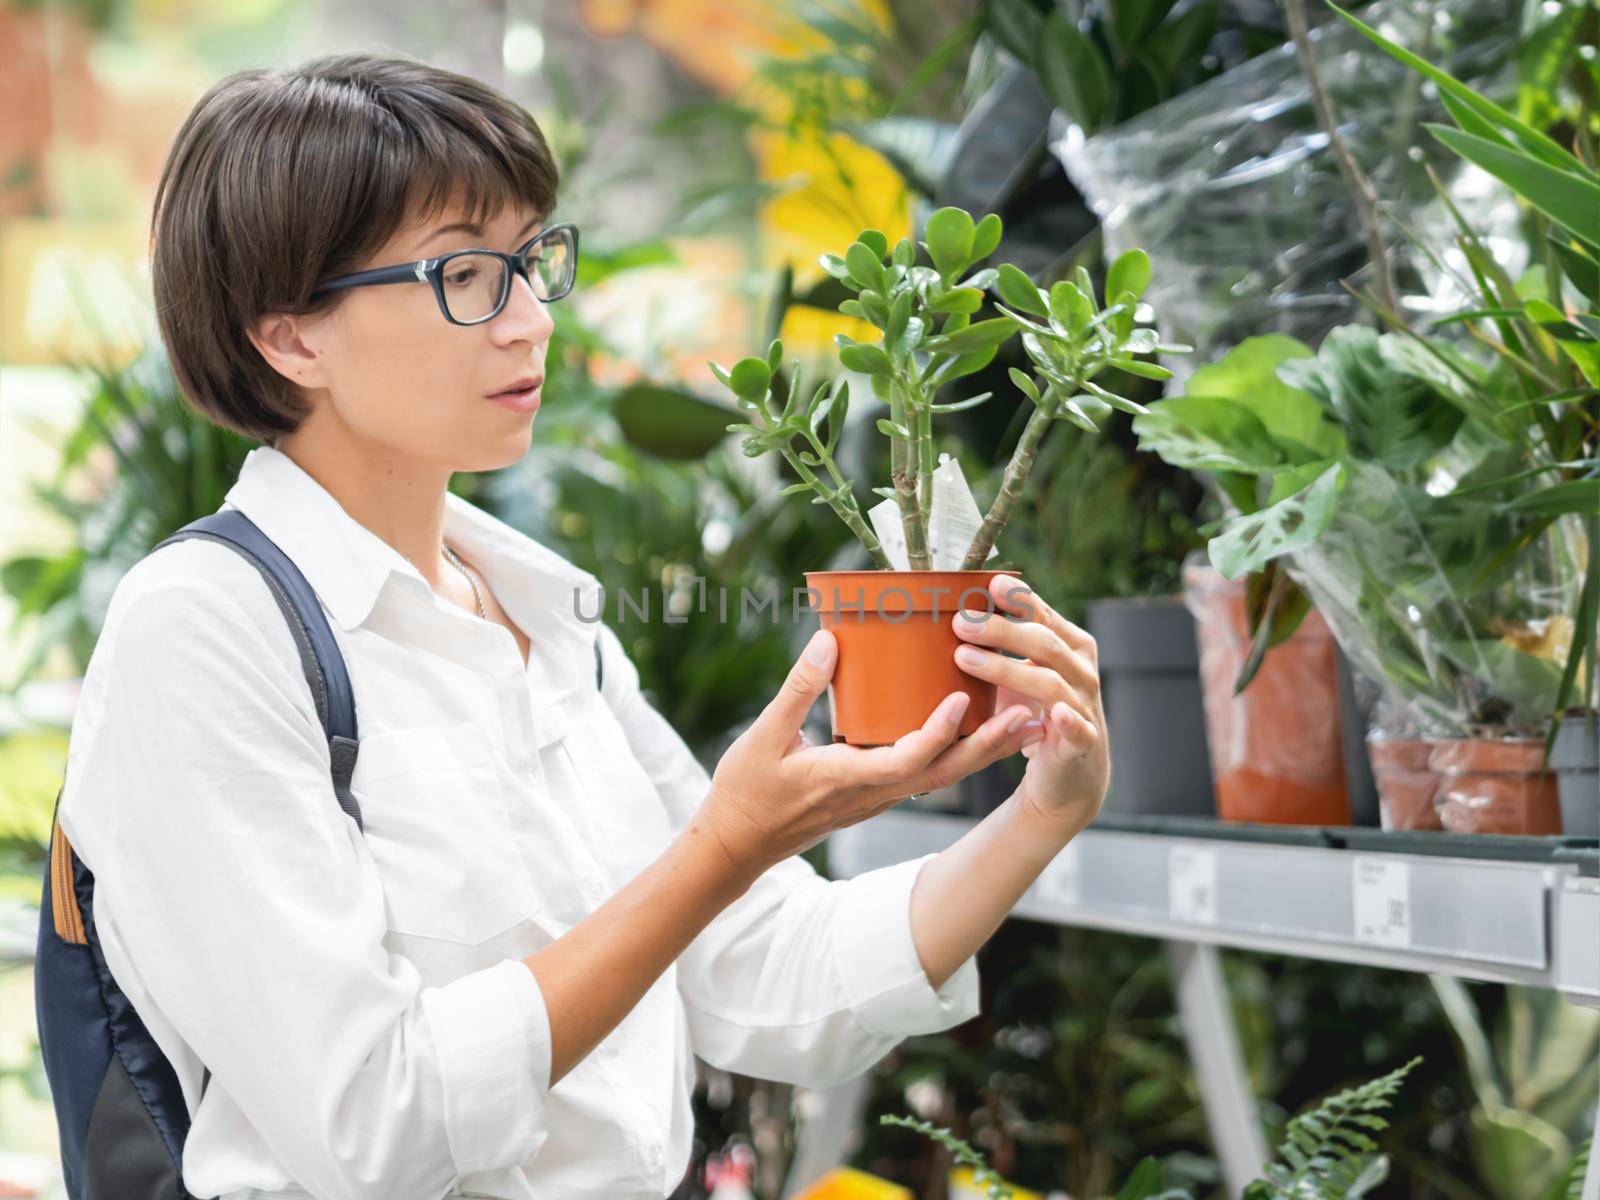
[1169,847,1218,925]
[1352,857,1411,948]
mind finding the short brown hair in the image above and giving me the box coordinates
[151,53,560,442]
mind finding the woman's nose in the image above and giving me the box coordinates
[491,271,555,345]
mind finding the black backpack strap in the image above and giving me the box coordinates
[151,510,362,832]
[594,632,604,692]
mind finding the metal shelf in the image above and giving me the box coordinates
[827,811,1600,1001]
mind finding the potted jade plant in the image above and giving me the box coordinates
[710,207,1186,745]
[1134,10,1599,836]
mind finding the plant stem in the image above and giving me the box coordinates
[961,384,1059,568]
[891,379,930,568]
[780,445,894,569]
[1284,0,1401,319]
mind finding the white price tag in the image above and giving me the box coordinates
[1352,857,1411,948]
[865,496,910,570]
[1032,841,1081,908]
[1169,847,1218,925]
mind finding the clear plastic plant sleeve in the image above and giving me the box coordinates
[1053,0,1524,375]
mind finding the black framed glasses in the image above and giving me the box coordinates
[313,222,579,326]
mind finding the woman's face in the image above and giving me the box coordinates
[280,198,555,474]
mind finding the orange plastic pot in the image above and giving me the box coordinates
[1183,560,1352,826]
[1430,737,1563,835]
[1366,736,1443,831]
[803,569,1022,746]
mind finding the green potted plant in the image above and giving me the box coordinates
[1132,8,1598,836]
[710,206,1187,745]
[881,1055,1423,1198]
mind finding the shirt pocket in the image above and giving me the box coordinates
[349,721,533,944]
[557,692,675,884]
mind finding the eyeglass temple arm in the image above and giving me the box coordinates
[317,262,431,292]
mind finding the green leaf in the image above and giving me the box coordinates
[995,263,1047,316]
[1203,464,1344,579]
[819,253,852,281]
[1551,240,1600,307]
[1508,478,1600,515]
[1049,279,1094,330]
[886,290,912,343]
[928,287,984,314]
[845,241,886,289]
[924,206,975,278]
[1113,1157,1168,1200]
[971,212,1003,261]
[1428,125,1600,245]
[1279,327,1461,469]
[1184,334,1344,462]
[1038,9,1113,133]
[891,237,915,268]
[922,317,1017,355]
[1106,356,1173,380]
[1083,379,1150,415]
[875,417,910,439]
[985,0,1043,63]
[857,229,889,259]
[1132,394,1285,480]
[838,343,893,376]
[777,481,813,497]
[728,357,772,402]
[765,338,784,373]
[1107,0,1179,57]
[1329,3,1574,170]
[1106,248,1153,302]
[1008,368,1042,407]
[930,391,993,413]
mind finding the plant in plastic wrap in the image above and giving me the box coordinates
[1135,10,1598,832]
[1052,0,1526,368]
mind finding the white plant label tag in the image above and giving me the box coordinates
[1169,846,1218,925]
[928,453,999,570]
[1352,857,1411,949]
[866,496,910,571]
[1031,840,1081,908]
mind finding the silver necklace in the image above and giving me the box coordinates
[442,543,487,620]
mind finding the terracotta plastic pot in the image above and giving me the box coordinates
[1366,736,1443,831]
[803,569,1022,746]
[1430,737,1564,836]
[1183,560,1352,826]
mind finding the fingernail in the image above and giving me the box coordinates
[1007,712,1030,734]
[806,630,832,665]
[1019,720,1044,744]
[955,645,983,667]
[944,693,970,726]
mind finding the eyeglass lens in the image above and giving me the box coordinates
[439,229,574,322]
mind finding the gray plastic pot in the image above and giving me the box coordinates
[1085,595,1215,817]
[1550,712,1599,837]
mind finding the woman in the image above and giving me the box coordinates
[60,52,1109,1200]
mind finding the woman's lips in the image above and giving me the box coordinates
[487,379,542,413]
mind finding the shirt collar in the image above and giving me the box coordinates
[221,443,601,634]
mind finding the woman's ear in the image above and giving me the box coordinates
[248,311,331,391]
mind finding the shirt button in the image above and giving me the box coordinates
[649,1143,663,1167]
[584,878,604,903]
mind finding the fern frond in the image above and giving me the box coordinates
[1255,1057,1422,1199]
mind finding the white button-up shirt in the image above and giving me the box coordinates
[57,444,980,1200]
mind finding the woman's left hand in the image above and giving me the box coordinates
[951,572,1110,833]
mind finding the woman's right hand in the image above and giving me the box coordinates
[698,627,1045,883]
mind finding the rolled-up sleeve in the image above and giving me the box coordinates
[593,621,981,1089]
[60,564,553,1200]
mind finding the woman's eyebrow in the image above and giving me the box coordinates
[416,214,541,253]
